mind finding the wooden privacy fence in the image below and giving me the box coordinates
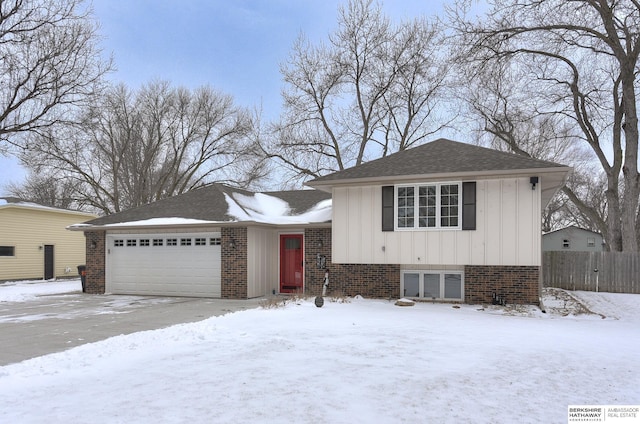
[543,251,640,294]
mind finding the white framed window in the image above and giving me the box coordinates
[396,183,461,230]
[166,238,177,246]
[562,239,570,249]
[114,239,124,247]
[139,239,150,247]
[195,238,207,246]
[210,237,221,246]
[587,237,595,247]
[153,239,163,246]
[401,270,464,301]
[126,239,137,247]
[180,238,192,246]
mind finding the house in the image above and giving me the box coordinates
[0,198,97,282]
[542,226,605,252]
[71,138,571,305]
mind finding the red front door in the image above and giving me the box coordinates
[280,234,304,293]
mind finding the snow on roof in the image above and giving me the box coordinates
[225,192,331,224]
[71,189,332,229]
[0,199,95,216]
[103,217,221,228]
[68,217,221,230]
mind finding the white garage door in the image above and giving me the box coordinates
[107,232,221,297]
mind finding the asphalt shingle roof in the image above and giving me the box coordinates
[86,184,331,226]
[308,138,567,185]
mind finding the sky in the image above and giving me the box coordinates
[0,0,448,197]
[0,279,638,423]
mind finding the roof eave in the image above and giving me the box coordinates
[1,204,98,217]
[68,220,333,232]
[306,166,573,190]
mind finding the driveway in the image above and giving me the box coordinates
[0,289,263,366]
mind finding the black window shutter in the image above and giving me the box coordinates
[462,182,476,230]
[382,186,394,231]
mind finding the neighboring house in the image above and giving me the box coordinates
[542,226,605,252]
[71,138,571,305]
[0,198,97,282]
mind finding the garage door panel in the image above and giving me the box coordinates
[107,232,221,297]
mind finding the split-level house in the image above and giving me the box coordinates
[70,139,571,305]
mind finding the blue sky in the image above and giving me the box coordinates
[0,0,446,196]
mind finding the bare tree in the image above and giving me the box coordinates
[0,0,110,153]
[5,173,79,210]
[264,0,450,186]
[451,0,640,251]
[20,81,261,214]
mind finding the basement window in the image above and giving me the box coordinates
[0,246,15,256]
[401,271,464,301]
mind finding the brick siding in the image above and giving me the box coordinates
[464,265,540,305]
[84,231,106,294]
[304,228,400,298]
[221,227,248,299]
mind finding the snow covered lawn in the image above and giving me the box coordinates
[0,282,638,423]
[0,278,80,302]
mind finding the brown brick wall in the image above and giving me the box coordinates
[84,231,106,294]
[221,227,248,299]
[304,228,400,298]
[464,265,540,305]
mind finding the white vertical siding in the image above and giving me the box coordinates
[247,227,278,298]
[332,176,542,266]
[500,179,518,264]
[484,179,502,264]
[333,189,350,262]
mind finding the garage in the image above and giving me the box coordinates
[106,232,221,298]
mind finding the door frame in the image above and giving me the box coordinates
[279,233,304,294]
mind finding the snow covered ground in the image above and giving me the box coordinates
[0,280,638,423]
[0,278,80,303]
